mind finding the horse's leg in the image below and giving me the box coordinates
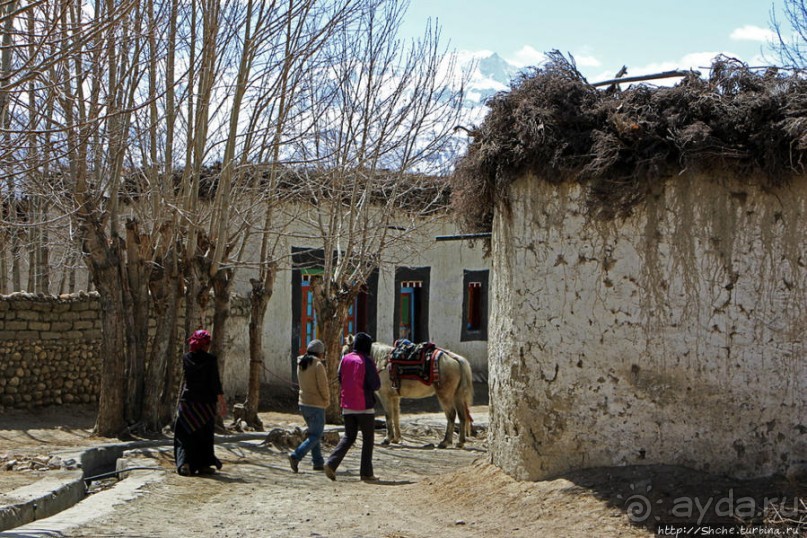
[381,406,393,446]
[390,394,402,444]
[454,398,468,448]
[376,389,393,446]
[449,353,474,448]
[435,392,456,449]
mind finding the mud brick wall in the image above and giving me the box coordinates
[489,173,807,481]
[0,292,101,411]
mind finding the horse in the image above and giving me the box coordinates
[343,335,474,448]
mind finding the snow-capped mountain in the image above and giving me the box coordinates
[456,51,523,124]
[411,51,524,172]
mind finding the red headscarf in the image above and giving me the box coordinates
[188,329,212,352]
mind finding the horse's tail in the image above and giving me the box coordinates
[456,354,474,436]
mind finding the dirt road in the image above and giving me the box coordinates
[1,402,651,537]
[56,419,650,538]
[4,400,800,537]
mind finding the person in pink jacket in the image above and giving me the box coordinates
[323,332,382,482]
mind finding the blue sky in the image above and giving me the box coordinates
[401,0,787,81]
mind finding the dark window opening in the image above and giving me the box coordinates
[466,282,482,331]
[461,269,488,342]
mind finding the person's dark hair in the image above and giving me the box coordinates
[353,332,373,355]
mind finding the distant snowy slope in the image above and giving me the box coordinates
[417,51,522,172]
[456,50,522,117]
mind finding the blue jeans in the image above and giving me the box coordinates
[292,405,325,467]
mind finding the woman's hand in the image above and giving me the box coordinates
[217,394,228,418]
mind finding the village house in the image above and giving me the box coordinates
[0,171,491,411]
[451,54,807,481]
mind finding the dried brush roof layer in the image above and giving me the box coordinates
[451,52,807,230]
[119,164,449,215]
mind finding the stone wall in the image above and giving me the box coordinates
[0,292,101,411]
[0,292,252,413]
[489,173,807,481]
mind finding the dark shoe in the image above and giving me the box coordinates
[288,454,299,473]
[214,459,223,471]
[312,465,324,471]
[324,463,336,481]
[177,464,191,476]
[198,466,216,475]
[360,475,380,482]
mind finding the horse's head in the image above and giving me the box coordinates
[341,334,355,357]
[342,334,391,368]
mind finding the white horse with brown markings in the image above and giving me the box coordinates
[344,335,474,448]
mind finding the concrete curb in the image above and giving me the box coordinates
[0,471,85,532]
[0,431,280,533]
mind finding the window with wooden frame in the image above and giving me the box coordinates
[461,270,488,341]
[393,267,430,343]
[291,247,378,375]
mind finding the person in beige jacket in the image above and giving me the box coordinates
[288,340,331,472]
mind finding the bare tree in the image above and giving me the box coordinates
[772,0,807,68]
[0,0,465,434]
[135,0,355,431]
[0,0,196,434]
[290,0,466,421]
[218,0,356,430]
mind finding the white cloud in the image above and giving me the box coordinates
[508,45,547,68]
[589,69,617,84]
[730,25,776,43]
[572,53,601,68]
[626,52,716,76]
[506,46,601,70]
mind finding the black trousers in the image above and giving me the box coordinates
[326,413,376,477]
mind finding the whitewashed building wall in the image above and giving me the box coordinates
[489,172,807,480]
[221,217,490,398]
[1,202,490,402]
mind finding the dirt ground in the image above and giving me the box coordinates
[1,391,805,537]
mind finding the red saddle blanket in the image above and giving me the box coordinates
[388,340,441,389]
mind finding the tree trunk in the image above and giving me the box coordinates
[320,314,348,424]
[58,251,78,295]
[210,267,233,373]
[312,280,350,424]
[159,254,182,427]
[184,232,212,338]
[94,287,128,436]
[123,219,151,425]
[86,232,128,437]
[244,264,276,431]
[0,235,6,293]
[142,246,181,431]
[10,228,21,291]
[38,204,50,293]
[159,292,181,427]
[210,267,232,433]
[245,279,267,431]
[27,226,35,291]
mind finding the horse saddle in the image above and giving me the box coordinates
[389,339,440,390]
